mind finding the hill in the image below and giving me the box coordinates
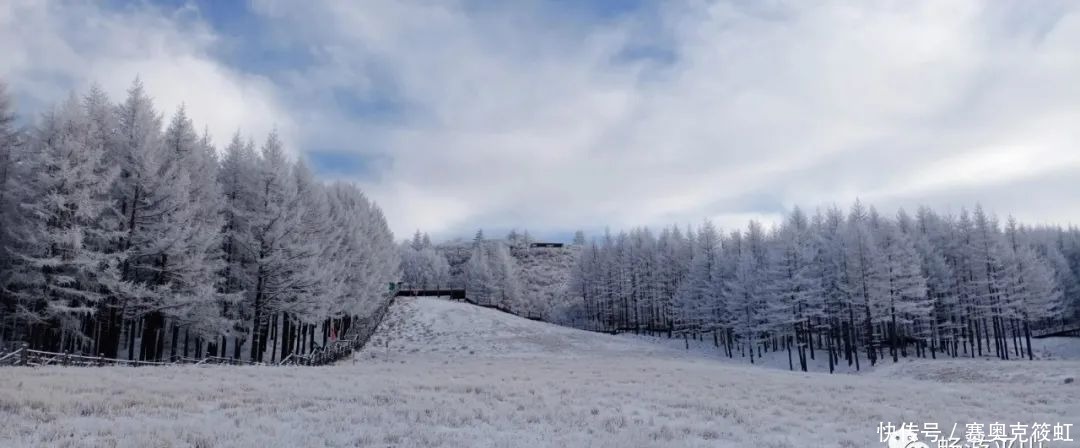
[362,296,675,359]
[509,245,579,320]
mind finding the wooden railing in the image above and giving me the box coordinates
[395,288,466,299]
[0,346,273,367]
[278,294,396,366]
[1031,321,1080,338]
[0,347,161,367]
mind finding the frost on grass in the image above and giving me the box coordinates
[2,298,1078,447]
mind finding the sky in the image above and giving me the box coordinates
[3,0,1080,242]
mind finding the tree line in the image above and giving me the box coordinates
[566,202,1080,371]
[463,230,525,311]
[399,230,451,290]
[0,79,399,363]
[401,230,560,317]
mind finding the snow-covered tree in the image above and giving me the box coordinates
[0,81,25,342]
[673,220,720,337]
[14,93,120,352]
[489,241,522,311]
[844,201,887,365]
[768,207,824,371]
[464,236,495,305]
[401,242,451,290]
[0,79,401,362]
[878,220,929,362]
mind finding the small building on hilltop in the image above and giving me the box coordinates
[529,242,564,248]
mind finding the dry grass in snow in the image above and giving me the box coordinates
[1,297,1078,447]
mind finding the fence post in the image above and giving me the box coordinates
[20,343,28,366]
[98,354,105,367]
[63,351,70,366]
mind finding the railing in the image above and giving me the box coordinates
[278,294,396,366]
[1031,321,1080,338]
[0,346,272,367]
[0,348,23,366]
[0,346,169,367]
[395,288,467,299]
[460,296,513,314]
[193,356,264,366]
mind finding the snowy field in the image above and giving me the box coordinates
[2,297,1078,447]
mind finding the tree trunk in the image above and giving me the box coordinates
[249,275,264,362]
[1024,320,1034,361]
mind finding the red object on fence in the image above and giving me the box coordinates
[330,326,337,342]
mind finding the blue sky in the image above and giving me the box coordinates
[4,0,1080,242]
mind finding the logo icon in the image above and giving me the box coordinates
[885,427,930,448]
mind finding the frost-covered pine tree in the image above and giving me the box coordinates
[424,247,451,289]
[247,132,302,362]
[217,133,260,357]
[0,81,25,342]
[108,78,185,360]
[269,160,331,360]
[845,201,887,365]
[410,230,425,252]
[400,241,451,290]
[673,220,720,340]
[910,207,955,358]
[999,219,1062,359]
[465,233,495,305]
[651,227,680,334]
[344,182,399,313]
[489,241,523,312]
[968,205,1017,359]
[878,220,929,362]
[15,93,120,351]
[572,230,586,246]
[109,80,230,361]
[768,207,824,371]
[724,221,770,363]
[568,238,601,328]
[152,106,229,359]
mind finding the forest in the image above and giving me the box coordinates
[5,76,1080,371]
[0,80,399,363]
[569,204,1080,371]
[399,229,578,320]
[401,205,1080,372]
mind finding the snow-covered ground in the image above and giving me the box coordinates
[1,297,1078,447]
[362,295,681,359]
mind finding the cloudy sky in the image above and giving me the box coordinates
[3,0,1079,241]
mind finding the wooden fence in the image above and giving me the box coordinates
[278,296,396,366]
[0,346,276,367]
[1031,321,1080,338]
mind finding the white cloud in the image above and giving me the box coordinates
[0,0,293,151]
[250,0,1080,238]
[7,0,1080,239]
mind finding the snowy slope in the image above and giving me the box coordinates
[361,296,683,359]
[1,297,1078,448]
